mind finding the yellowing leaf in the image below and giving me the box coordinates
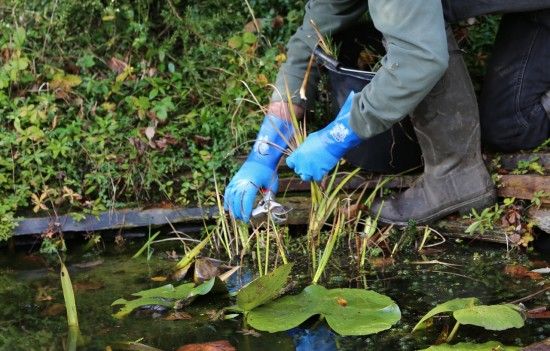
[227,36,242,49]
[256,74,268,86]
[151,276,167,282]
[101,102,116,112]
[275,53,286,65]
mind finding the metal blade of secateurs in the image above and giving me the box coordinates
[251,191,292,224]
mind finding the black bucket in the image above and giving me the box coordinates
[314,47,422,174]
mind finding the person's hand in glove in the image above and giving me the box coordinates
[224,114,294,222]
[286,92,362,181]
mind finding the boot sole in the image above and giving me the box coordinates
[379,190,497,227]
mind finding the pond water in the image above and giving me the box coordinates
[0,235,548,351]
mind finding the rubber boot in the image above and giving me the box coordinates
[371,27,496,226]
[543,90,550,117]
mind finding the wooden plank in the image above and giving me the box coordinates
[528,207,550,233]
[279,174,416,193]
[497,152,550,171]
[14,206,218,236]
[12,173,548,238]
[498,175,550,203]
[281,195,509,244]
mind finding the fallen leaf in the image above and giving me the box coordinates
[193,135,211,146]
[205,309,224,321]
[369,257,395,268]
[35,286,54,302]
[74,281,104,292]
[73,259,104,269]
[151,276,167,282]
[341,203,367,220]
[164,311,192,321]
[244,19,262,33]
[165,250,179,260]
[176,340,235,351]
[145,126,156,141]
[41,303,66,317]
[237,329,261,337]
[107,57,128,74]
[272,15,284,29]
[527,307,550,319]
[357,49,379,70]
[171,264,191,282]
[504,265,543,280]
[194,258,221,284]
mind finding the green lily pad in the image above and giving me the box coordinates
[111,278,217,319]
[419,341,520,350]
[247,284,401,336]
[236,263,293,312]
[453,304,524,331]
[413,298,480,331]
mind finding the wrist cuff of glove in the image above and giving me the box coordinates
[247,114,294,168]
[323,92,363,159]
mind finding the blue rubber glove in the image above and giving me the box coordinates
[224,115,293,222]
[286,92,362,182]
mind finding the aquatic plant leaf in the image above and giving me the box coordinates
[111,278,217,319]
[453,304,524,330]
[247,285,401,336]
[413,297,480,331]
[112,297,174,319]
[60,262,79,328]
[419,341,520,350]
[236,263,293,312]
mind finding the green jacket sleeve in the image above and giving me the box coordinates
[350,0,448,138]
[271,0,367,104]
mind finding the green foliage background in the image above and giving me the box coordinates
[0,0,305,240]
[0,0,497,240]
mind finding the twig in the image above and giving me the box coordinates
[427,270,485,284]
[409,260,462,267]
[509,286,550,305]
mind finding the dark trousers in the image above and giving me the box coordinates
[443,1,550,151]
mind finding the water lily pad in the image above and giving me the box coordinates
[419,341,520,350]
[236,263,293,312]
[453,304,524,330]
[112,278,217,318]
[247,284,401,336]
[413,298,480,331]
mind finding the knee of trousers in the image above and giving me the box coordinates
[481,114,550,152]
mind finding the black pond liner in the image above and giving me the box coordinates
[313,47,422,174]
